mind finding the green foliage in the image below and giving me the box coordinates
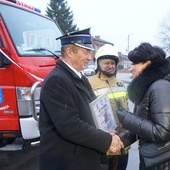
[46,0,79,34]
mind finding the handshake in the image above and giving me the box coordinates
[108,104,129,153]
[108,133,124,153]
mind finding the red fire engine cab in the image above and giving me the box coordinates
[0,0,62,150]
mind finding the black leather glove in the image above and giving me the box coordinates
[116,109,128,123]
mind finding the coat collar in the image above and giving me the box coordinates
[128,59,170,104]
[57,60,81,80]
[56,60,96,101]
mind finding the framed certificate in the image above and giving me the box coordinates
[89,93,117,133]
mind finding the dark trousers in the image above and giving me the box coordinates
[108,153,129,170]
[101,164,109,170]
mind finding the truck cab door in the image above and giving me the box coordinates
[0,20,20,134]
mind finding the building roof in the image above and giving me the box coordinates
[92,36,114,46]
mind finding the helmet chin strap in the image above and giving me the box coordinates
[97,66,115,77]
[101,70,115,77]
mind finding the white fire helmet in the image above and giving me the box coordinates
[94,44,119,70]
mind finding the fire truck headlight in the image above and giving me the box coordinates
[16,87,40,117]
[16,87,32,116]
[16,87,31,101]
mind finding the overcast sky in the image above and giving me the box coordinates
[21,0,170,54]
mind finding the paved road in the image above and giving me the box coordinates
[0,145,38,170]
[126,142,139,170]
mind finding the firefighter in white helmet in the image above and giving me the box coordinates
[88,44,129,170]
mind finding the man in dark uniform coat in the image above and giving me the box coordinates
[39,28,124,170]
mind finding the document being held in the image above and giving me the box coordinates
[89,94,117,133]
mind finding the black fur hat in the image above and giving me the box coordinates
[128,43,166,64]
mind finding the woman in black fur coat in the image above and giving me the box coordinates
[117,43,170,170]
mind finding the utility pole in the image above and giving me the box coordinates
[127,34,130,54]
[127,33,133,54]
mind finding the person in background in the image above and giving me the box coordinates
[39,28,124,170]
[116,42,170,170]
[88,44,129,170]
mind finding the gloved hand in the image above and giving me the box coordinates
[116,109,128,123]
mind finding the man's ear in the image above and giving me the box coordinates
[65,47,73,58]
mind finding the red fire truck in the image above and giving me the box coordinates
[0,0,62,150]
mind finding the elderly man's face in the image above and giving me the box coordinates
[99,59,116,74]
[69,46,93,72]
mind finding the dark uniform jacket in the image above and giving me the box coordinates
[119,59,170,170]
[39,60,112,170]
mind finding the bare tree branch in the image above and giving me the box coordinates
[159,13,170,54]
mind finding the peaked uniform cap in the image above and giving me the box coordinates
[56,28,94,50]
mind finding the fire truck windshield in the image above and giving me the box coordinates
[0,3,62,56]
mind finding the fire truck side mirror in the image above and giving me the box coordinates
[0,51,11,68]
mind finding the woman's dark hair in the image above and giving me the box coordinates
[128,42,166,64]
[153,45,166,59]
